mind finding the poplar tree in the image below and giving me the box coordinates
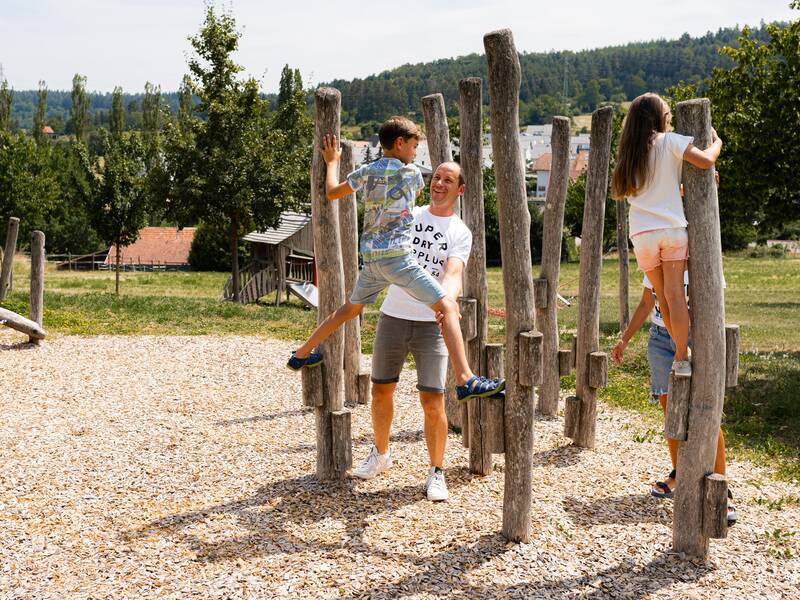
[32,81,47,144]
[0,79,12,133]
[110,86,125,139]
[71,74,90,142]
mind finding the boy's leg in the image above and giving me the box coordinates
[657,393,679,493]
[430,296,473,385]
[714,427,726,476]
[371,383,396,454]
[295,301,363,358]
[661,259,690,361]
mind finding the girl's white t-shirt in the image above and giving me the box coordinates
[627,132,694,237]
[379,206,472,322]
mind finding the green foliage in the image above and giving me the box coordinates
[0,79,12,132]
[188,220,247,271]
[71,74,90,142]
[32,81,47,144]
[110,86,125,139]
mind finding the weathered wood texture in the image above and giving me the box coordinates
[673,98,727,559]
[702,473,729,539]
[485,344,506,453]
[725,324,739,388]
[664,372,691,441]
[459,77,489,383]
[518,331,543,387]
[617,199,630,331]
[338,141,362,406]
[0,307,46,339]
[571,106,614,449]
[558,349,572,376]
[29,231,45,344]
[311,88,349,480]
[570,335,577,370]
[564,396,580,439]
[587,351,608,389]
[331,410,353,472]
[357,371,370,405]
[0,217,20,301]
[459,297,477,341]
[302,366,324,408]
[468,396,493,475]
[536,116,570,416]
[485,28,537,543]
[422,94,462,434]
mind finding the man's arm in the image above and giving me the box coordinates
[440,256,465,301]
[322,134,356,200]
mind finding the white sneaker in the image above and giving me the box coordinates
[672,360,692,376]
[352,446,392,480]
[425,467,449,501]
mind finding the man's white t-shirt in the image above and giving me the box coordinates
[380,205,472,322]
[627,132,694,237]
[643,272,689,328]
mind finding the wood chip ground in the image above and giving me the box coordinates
[1,334,798,598]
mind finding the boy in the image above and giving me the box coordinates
[288,116,503,401]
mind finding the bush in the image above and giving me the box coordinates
[748,244,788,259]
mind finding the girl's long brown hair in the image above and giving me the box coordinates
[611,93,669,199]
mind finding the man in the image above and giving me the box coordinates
[352,161,472,502]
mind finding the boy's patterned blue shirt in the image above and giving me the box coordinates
[346,157,423,262]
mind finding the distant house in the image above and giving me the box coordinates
[105,227,196,270]
[42,125,55,138]
[529,149,590,198]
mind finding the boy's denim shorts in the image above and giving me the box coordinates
[371,313,448,393]
[647,324,692,402]
[350,254,446,306]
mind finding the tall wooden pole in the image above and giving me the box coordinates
[485,28,537,543]
[535,116,570,416]
[569,106,613,449]
[338,141,365,405]
[29,231,45,345]
[0,217,20,301]
[309,87,350,480]
[617,200,630,331]
[460,77,493,475]
[673,98,727,559]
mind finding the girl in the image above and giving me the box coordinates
[611,93,722,376]
[612,272,737,525]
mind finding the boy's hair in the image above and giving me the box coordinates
[611,92,669,199]
[379,116,422,150]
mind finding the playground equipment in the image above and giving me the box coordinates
[0,218,47,343]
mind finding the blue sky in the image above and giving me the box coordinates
[0,0,796,93]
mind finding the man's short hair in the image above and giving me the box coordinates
[437,161,465,187]
[379,116,422,150]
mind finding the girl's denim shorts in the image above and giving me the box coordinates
[647,324,691,402]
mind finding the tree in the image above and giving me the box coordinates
[162,6,307,299]
[32,81,47,145]
[142,81,162,167]
[0,79,12,133]
[71,74,90,142]
[78,131,149,294]
[177,74,194,138]
[110,86,125,139]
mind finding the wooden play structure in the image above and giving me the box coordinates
[0,217,47,343]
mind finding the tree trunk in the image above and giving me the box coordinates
[309,87,349,480]
[29,231,45,345]
[115,243,121,295]
[484,28,537,543]
[672,98,727,560]
[571,106,614,449]
[230,214,240,303]
[536,116,570,416]
[0,217,20,301]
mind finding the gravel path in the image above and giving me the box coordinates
[1,334,798,599]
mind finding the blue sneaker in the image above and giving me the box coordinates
[456,375,505,401]
[287,351,323,371]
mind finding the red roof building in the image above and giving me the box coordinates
[106,227,196,267]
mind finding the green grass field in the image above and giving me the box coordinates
[3,254,799,480]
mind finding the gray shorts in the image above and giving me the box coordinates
[350,254,446,306]
[371,313,448,393]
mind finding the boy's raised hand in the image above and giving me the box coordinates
[321,134,342,164]
[611,340,626,365]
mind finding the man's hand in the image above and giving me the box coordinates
[434,302,461,333]
[321,134,342,164]
[611,339,627,365]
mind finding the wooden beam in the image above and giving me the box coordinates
[725,324,740,388]
[664,372,691,441]
[29,231,45,345]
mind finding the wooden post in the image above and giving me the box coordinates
[422,93,463,433]
[587,351,608,389]
[331,411,353,472]
[459,77,489,373]
[664,372,691,441]
[564,396,580,439]
[518,331,543,387]
[702,474,728,539]
[617,199,630,331]
[309,87,349,480]
[570,106,614,449]
[558,349,572,376]
[0,217,20,301]
[338,140,362,407]
[673,98,727,559]
[725,324,739,388]
[459,297,477,341]
[302,367,324,408]
[29,231,45,345]
[485,344,505,454]
[485,28,537,543]
[536,116,570,416]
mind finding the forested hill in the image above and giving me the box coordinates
[326,24,775,128]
